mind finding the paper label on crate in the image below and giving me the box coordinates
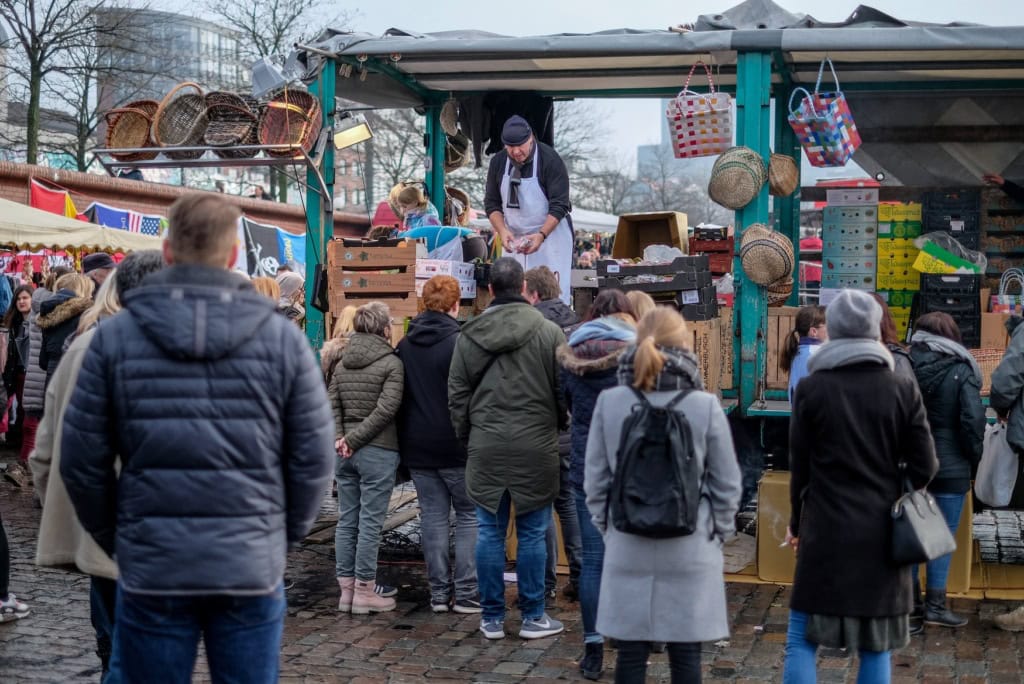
[679,289,700,305]
[950,220,965,232]
[606,263,620,274]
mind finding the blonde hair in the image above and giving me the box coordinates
[388,182,427,217]
[56,273,93,299]
[78,274,121,334]
[625,290,656,322]
[251,277,280,302]
[332,305,358,338]
[632,307,690,391]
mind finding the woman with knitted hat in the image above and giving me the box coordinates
[783,289,939,683]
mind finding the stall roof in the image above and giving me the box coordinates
[294,1,1024,105]
[0,198,161,252]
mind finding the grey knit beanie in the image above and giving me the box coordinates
[826,289,882,340]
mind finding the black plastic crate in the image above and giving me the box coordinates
[674,284,717,307]
[598,269,712,293]
[596,255,709,277]
[924,189,981,215]
[680,301,719,322]
[922,227,980,250]
[920,274,982,295]
[918,295,980,318]
[923,212,981,236]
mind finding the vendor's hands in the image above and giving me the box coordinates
[519,232,545,255]
[983,173,1006,187]
[335,437,352,459]
[784,526,799,553]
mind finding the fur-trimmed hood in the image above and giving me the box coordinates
[557,341,627,376]
[37,291,91,329]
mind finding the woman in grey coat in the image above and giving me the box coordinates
[585,307,741,683]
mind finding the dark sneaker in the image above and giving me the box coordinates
[546,588,557,600]
[480,618,505,640]
[374,583,398,598]
[579,641,604,681]
[453,598,482,614]
[519,613,564,639]
[562,581,579,602]
[431,598,450,613]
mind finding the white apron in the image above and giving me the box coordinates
[500,152,572,305]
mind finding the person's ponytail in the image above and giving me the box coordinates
[780,329,801,372]
[632,334,664,392]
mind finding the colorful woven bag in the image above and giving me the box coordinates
[666,61,732,159]
[787,58,861,167]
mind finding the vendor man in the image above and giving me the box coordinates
[485,115,573,304]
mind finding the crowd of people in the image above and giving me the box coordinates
[6,190,1024,683]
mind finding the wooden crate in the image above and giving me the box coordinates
[766,307,800,391]
[328,293,419,320]
[690,318,721,396]
[719,307,734,390]
[326,240,417,270]
[329,269,416,295]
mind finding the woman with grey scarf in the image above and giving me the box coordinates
[907,312,986,631]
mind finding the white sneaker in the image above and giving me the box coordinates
[519,613,564,639]
[0,593,29,622]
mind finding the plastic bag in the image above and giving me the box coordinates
[975,422,1018,507]
[642,244,686,263]
[913,232,987,274]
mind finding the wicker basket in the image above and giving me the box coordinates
[152,82,209,160]
[204,92,260,159]
[971,348,1004,396]
[769,153,799,197]
[766,275,793,306]
[740,223,795,286]
[708,146,767,210]
[444,132,470,173]
[444,186,472,226]
[258,89,322,158]
[104,100,160,162]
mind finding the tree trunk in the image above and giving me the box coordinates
[26,62,42,165]
[273,167,288,202]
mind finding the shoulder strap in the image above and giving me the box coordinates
[666,388,697,410]
[628,385,650,406]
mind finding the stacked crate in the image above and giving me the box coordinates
[326,239,419,341]
[820,204,878,293]
[597,255,717,320]
[877,202,923,337]
[689,225,733,277]
[923,189,982,250]
[915,274,982,348]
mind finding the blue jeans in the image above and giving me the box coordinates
[911,492,965,591]
[476,491,550,622]
[115,582,286,684]
[410,467,478,603]
[783,609,890,684]
[575,487,605,644]
[90,576,117,674]
[335,445,400,580]
[546,465,582,592]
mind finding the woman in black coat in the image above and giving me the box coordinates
[785,290,937,683]
[908,312,986,629]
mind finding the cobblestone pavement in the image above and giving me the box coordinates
[2,458,1024,683]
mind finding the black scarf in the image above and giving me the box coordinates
[506,144,536,210]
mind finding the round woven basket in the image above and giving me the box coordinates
[708,146,768,210]
[739,223,794,286]
[258,89,322,158]
[205,92,260,159]
[105,100,159,162]
[440,99,460,136]
[766,275,793,306]
[152,82,209,160]
[769,153,799,197]
[444,132,470,173]
[444,186,472,226]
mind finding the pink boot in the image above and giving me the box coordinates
[351,579,396,614]
[337,576,355,612]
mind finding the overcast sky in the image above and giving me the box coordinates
[343,0,1024,168]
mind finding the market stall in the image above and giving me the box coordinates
[0,197,161,254]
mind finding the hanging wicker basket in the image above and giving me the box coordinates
[708,146,768,210]
[766,275,793,306]
[444,186,472,226]
[740,223,794,286]
[258,89,322,158]
[444,132,470,173]
[204,92,260,159]
[769,153,799,197]
[152,82,209,160]
[104,100,160,162]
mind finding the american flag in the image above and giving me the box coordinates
[140,215,162,237]
[126,211,142,233]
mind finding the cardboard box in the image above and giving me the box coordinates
[823,205,878,225]
[415,258,476,281]
[821,272,875,290]
[981,313,1011,349]
[611,211,688,259]
[756,471,796,584]
[415,277,476,299]
[826,187,880,206]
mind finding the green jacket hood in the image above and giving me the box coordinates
[461,302,546,354]
[342,332,395,370]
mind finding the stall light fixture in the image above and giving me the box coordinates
[334,113,373,149]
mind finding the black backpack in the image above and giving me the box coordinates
[609,387,703,539]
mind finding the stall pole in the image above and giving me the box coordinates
[305,58,337,349]
[734,51,773,414]
[774,87,802,306]
[424,105,446,218]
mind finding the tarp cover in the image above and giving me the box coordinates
[0,198,162,252]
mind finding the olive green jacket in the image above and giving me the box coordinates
[329,332,404,453]
[448,300,566,514]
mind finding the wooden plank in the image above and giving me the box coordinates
[387,489,418,512]
[326,241,417,270]
[383,507,420,533]
[766,311,781,388]
[719,307,734,390]
[329,294,419,317]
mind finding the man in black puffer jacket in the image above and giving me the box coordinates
[60,195,334,683]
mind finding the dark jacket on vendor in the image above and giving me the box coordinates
[396,310,464,470]
[484,141,571,220]
[909,341,985,494]
[59,265,335,596]
[448,294,566,515]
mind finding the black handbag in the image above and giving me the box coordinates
[310,263,330,313]
[890,463,957,566]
